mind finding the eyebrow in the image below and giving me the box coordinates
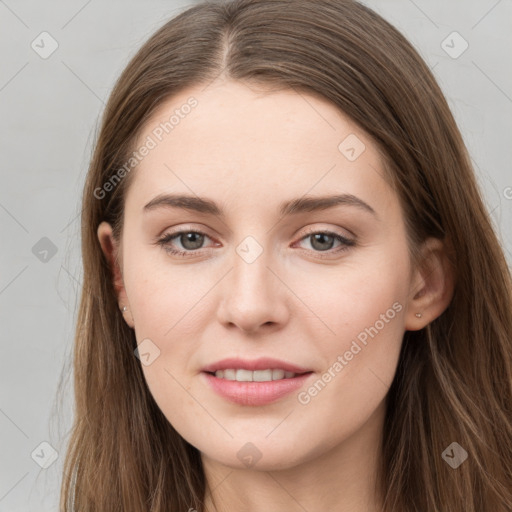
[143,193,378,218]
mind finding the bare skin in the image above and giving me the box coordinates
[98,78,454,512]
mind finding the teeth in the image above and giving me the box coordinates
[236,369,253,382]
[272,369,285,380]
[213,368,298,382]
[254,369,273,381]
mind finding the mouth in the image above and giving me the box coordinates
[201,368,314,406]
[200,357,314,405]
[204,368,312,382]
[201,356,312,375]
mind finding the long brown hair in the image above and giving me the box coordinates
[59,0,512,510]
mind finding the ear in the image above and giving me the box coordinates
[405,237,455,331]
[97,221,134,329]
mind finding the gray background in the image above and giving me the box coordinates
[0,0,510,510]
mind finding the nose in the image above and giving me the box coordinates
[216,245,290,334]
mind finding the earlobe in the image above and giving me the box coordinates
[405,237,455,331]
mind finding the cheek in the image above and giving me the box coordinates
[291,243,409,409]
[122,251,213,421]
[294,242,409,347]
[122,243,207,340]
[312,256,407,429]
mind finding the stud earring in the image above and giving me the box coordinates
[415,312,422,318]
[121,306,128,313]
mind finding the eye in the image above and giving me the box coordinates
[156,227,356,259]
[156,229,215,257]
[294,228,355,258]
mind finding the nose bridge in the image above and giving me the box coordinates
[218,232,288,332]
[233,237,272,294]
[232,233,276,304]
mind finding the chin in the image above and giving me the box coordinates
[199,439,313,472]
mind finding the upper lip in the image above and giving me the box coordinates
[201,357,312,374]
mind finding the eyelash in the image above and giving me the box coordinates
[156,227,356,259]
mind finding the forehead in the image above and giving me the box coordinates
[126,79,395,216]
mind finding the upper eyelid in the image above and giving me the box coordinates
[159,226,216,244]
[300,225,355,240]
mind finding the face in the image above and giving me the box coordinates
[100,79,426,472]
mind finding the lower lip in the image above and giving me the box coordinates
[201,371,313,406]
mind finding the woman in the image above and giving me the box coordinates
[59,0,512,510]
